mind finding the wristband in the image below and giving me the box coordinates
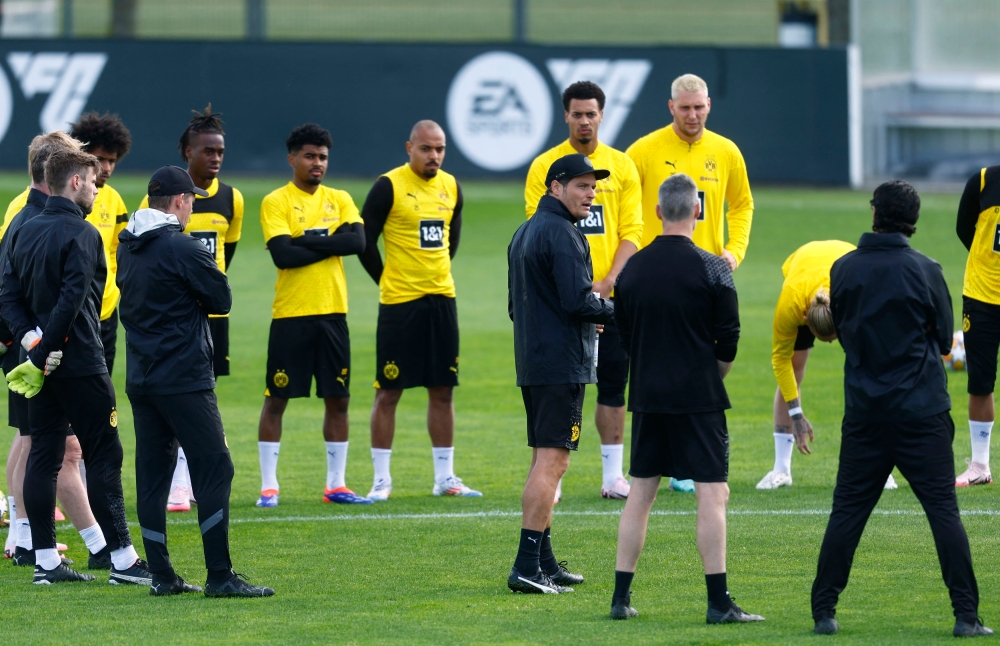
[788,406,803,418]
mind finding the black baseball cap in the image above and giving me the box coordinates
[147,165,209,197]
[544,153,610,187]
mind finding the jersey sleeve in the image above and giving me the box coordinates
[524,155,547,219]
[260,192,291,243]
[226,187,245,243]
[138,195,149,210]
[617,156,644,247]
[772,286,803,402]
[110,191,129,279]
[625,140,646,186]
[339,190,363,226]
[723,146,754,267]
[956,170,983,252]
[0,190,29,241]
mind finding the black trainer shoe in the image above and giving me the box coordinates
[954,618,994,637]
[13,546,73,567]
[706,599,765,624]
[110,559,152,586]
[610,592,639,620]
[547,561,584,586]
[814,618,840,634]
[507,566,569,594]
[150,573,202,596]
[88,547,111,570]
[33,563,95,584]
[204,571,275,598]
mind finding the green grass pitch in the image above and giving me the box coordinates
[0,172,996,645]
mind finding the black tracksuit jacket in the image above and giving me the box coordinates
[0,187,48,351]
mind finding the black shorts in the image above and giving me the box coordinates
[521,383,585,451]
[100,309,118,376]
[963,296,1000,396]
[265,315,350,399]
[596,317,629,407]
[375,295,459,390]
[794,325,816,352]
[208,317,230,377]
[628,410,729,482]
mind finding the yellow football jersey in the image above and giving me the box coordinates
[261,182,362,318]
[627,125,754,265]
[772,240,855,403]
[0,187,29,239]
[525,140,643,284]
[962,167,1000,305]
[378,164,459,305]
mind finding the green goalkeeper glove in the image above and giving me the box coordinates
[6,360,44,398]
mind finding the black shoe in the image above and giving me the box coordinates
[13,546,73,567]
[547,560,584,586]
[814,618,840,634]
[507,566,570,594]
[150,573,202,596]
[706,599,765,624]
[33,563,95,584]
[204,571,275,598]
[610,592,639,620]
[88,547,111,570]
[954,618,994,637]
[110,559,152,586]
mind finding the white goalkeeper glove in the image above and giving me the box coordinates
[20,326,42,352]
[43,350,62,375]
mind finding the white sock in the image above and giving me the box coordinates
[600,444,625,488]
[111,544,139,570]
[5,497,15,551]
[78,523,106,555]
[773,432,794,474]
[35,548,60,570]
[432,446,454,483]
[171,447,190,490]
[15,518,31,550]
[258,441,281,492]
[970,421,993,466]
[325,441,349,490]
[371,448,392,484]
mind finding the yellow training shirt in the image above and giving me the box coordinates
[524,140,643,283]
[261,182,361,318]
[772,240,855,403]
[961,167,1000,305]
[626,125,754,264]
[0,187,29,239]
[378,164,459,305]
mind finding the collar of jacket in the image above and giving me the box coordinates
[858,231,911,249]
[42,195,86,219]
[536,194,577,224]
[26,188,47,209]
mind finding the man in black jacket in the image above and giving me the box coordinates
[609,173,762,624]
[507,154,615,594]
[0,148,145,585]
[117,166,274,598]
[811,181,990,637]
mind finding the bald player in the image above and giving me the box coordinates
[358,120,481,501]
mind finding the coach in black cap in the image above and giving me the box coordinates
[506,153,615,594]
[811,180,989,637]
[117,165,273,598]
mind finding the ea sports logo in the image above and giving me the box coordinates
[447,51,552,172]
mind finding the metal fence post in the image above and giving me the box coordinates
[247,0,265,40]
[63,0,74,37]
[513,0,525,42]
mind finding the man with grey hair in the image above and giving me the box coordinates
[608,173,761,624]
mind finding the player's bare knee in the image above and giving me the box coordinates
[374,388,403,410]
[62,436,83,465]
[325,396,350,415]
[427,386,453,406]
[262,396,288,417]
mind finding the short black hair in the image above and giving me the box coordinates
[179,104,225,162]
[286,123,332,154]
[70,111,131,160]
[562,81,606,111]
[871,180,920,237]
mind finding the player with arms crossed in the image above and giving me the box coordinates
[626,73,753,493]
[525,81,642,501]
[358,120,480,500]
[256,124,370,507]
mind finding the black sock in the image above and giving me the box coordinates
[539,527,559,575]
[513,529,543,575]
[705,572,730,609]
[207,568,233,585]
[614,570,634,600]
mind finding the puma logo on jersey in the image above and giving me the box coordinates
[664,160,677,169]
[407,193,417,199]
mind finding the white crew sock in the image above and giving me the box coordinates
[258,441,281,492]
[325,441,349,490]
[773,432,794,474]
[111,544,139,571]
[15,518,31,550]
[371,448,392,484]
[35,548,60,571]
[970,420,993,466]
[432,446,455,483]
[78,524,106,555]
[171,447,191,491]
[600,444,625,488]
